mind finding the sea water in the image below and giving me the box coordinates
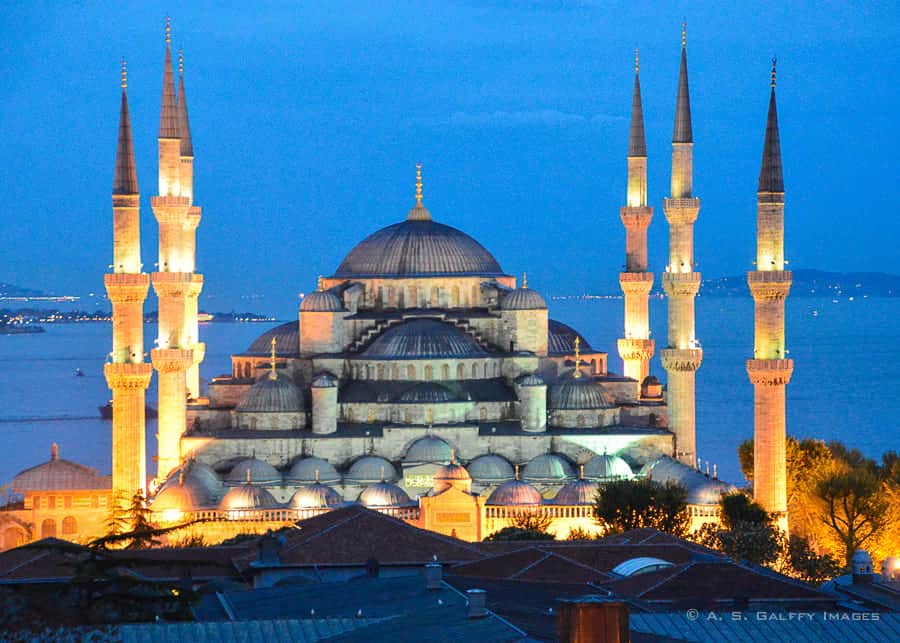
[0,298,897,489]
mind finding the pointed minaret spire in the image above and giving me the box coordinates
[113,58,139,195]
[176,49,194,157]
[629,49,647,157]
[673,22,693,144]
[159,17,179,139]
[758,57,784,193]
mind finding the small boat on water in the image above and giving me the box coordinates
[99,402,159,420]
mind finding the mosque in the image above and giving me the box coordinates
[0,21,792,548]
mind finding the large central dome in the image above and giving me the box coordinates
[334,208,505,278]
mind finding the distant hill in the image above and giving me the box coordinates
[701,270,900,298]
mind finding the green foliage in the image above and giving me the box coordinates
[788,535,842,584]
[815,468,888,568]
[593,478,690,537]
[691,494,784,567]
[485,526,556,542]
[738,439,754,483]
[566,527,595,541]
[509,510,554,534]
[719,492,771,529]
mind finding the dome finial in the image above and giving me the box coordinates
[179,48,184,76]
[246,468,252,484]
[317,275,324,291]
[522,272,528,289]
[407,163,432,221]
[514,464,520,481]
[315,468,320,483]
[121,57,127,89]
[635,47,639,74]
[771,56,777,89]
[51,443,59,461]
[380,465,386,483]
[573,336,582,378]
[579,464,585,480]
[450,448,456,465]
[165,16,172,46]
[415,163,424,205]
[269,337,278,380]
[681,20,687,48]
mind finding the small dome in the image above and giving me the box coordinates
[289,483,343,510]
[311,373,338,388]
[398,382,458,403]
[363,319,488,359]
[236,375,305,413]
[467,455,514,482]
[515,373,545,387]
[219,483,278,511]
[346,456,398,484]
[522,454,575,483]
[358,482,412,508]
[152,476,211,511]
[549,374,614,410]
[500,288,547,310]
[285,457,340,484]
[246,321,299,356]
[486,479,543,506]
[435,461,471,482]
[548,320,594,356]
[644,457,737,505]
[225,458,282,486]
[584,454,633,480]
[159,461,223,502]
[642,375,660,387]
[300,290,344,312]
[554,479,600,505]
[405,436,453,463]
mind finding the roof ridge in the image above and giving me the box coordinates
[0,549,52,578]
[633,560,695,598]
[508,551,553,579]
[543,549,617,577]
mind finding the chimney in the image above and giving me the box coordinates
[424,562,442,590]
[556,597,629,643]
[851,550,875,584]
[467,588,487,619]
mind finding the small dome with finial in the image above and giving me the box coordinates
[301,278,344,312]
[500,273,548,310]
[289,482,343,510]
[358,482,412,508]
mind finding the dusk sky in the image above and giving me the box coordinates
[2,1,898,317]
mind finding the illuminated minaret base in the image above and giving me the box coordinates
[747,61,792,534]
[617,50,655,383]
[660,26,702,465]
[151,19,203,479]
[104,60,152,501]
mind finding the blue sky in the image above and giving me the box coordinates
[2,1,898,317]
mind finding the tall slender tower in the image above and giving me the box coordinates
[660,24,703,465]
[104,59,153,500]
[617,50,655,383]
[151,18,203,479]
[747,60,792,534]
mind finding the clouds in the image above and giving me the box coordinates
[449,109,625,126]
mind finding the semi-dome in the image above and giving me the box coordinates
[549,374,615,410]
[554,479,600,505]
[235,375,305,413]
[300,289,344,312]
[548,320,594,356]
[398,382,459,403]
[358,482,412,508]
[522,454,575,483]
[334,218,505,278]
[500,287,547,310]
[311,373,338,388]
[225,458,282,486]
[162,460,224,499]
[486,479,544,506]
[219,483,278,511]
[246,321,299,356]
[644,457,737,505]
[152,476,212,511]
[362,319,488,359]
[405,435,453,463]
[289,483,343,510]
[515,373,545,387]
[285,457,341,484]
[584,454,633,480]
[346,456,398,483]
[467,455,514,482]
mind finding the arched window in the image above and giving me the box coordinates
[577,415,585,427]
[597,414,604,426]
[407,364,416,379]
[41,519,56,539]
[424,365,433,380]
[430,286,440,306]
[404,410,412,424]
[368,406,376,423]
[493,362,500,377]
[456,363,465,379]
[425,408,434,424]
[472,363,479,378]
[62,516,77,535]
[391,365,400,380]
[441,364,450,380]
[409,286,418,307]
[471,285,479,306]
[346,407,354,422]
[377,364,386,379]
[243,363,251,379]
[479,407,487,421]
[451,286,460,307]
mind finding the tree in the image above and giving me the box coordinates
[102,491,159,550]
[815,468,888,568]
[566,527,595,541]
[484,526,556,542]
[788,535,841,585]
[509,510,554,534]
[692,493,784,567]
[593,479,690,537]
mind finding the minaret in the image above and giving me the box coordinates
[176,48,205,400]
[747,59,792,534]
[104,59,153,500]
[151,18,203,479]
[660,24,703,465]
[617,49,655,383]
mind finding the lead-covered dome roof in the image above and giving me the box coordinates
[486,479,544,506]
[500,287,547,310]
[346,456,398,484]
[584,454,633,480]
[549,373,615,410]
[235,375,305,413]
[405,435,453,463]
[548,320,594,356]
[285,457,341,484]
[224,458,282,486]
[334,218,505,278]
[300,289,344,312]
[554,479,599,505]
[358,482,412,508]
[289,483,343,510]
[219,483,278,511]
[152,475,212,511]
[522,454,575,483]
[363,319,488,359]
[246,322,299,357]
[467,455,514,482]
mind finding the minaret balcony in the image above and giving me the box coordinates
[660,348,703,372]
[619,272,654,295]
[661,272,701,297]
[104,273,150,303]
[112,194,140,208]
[663,197,700,225]
[151,195,192,223]
[747,271,792,301]
[746,358,794,386]
[151,348,194,373]
[104,362,153,389]
[617,338,655,362]
[152,272,204,298]
[620,206,653,229]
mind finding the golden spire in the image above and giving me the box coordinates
[317,275,325,291]
[179,49,184,76]
[579,464,585,480]
[681,20,687,48]
[121,57,127,89]
[635,48,639,74]
[415,163,424,205]
[522,272,528,289]
[514,464,520,480]
[573,336,582,378]
[771,56,777,89]
[380,465,386,483]
[245,468,251,484]
[450,448,456,464]
[315,469,320,483]
[165,16,171,46]
[269,337,278,380]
